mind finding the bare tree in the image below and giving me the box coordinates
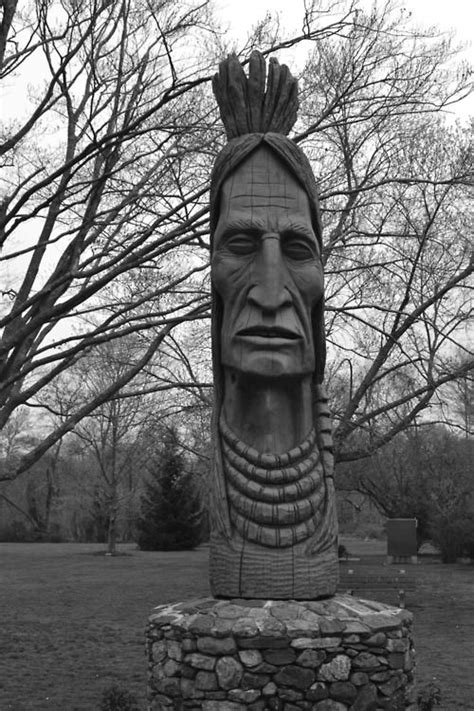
[1,0,472,486]
[295,2,473,459]
[0,0,356,480]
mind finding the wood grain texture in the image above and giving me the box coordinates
[210,525,338,599]
[209,52,338,600]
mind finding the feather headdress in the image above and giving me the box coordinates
[212,51,299,138]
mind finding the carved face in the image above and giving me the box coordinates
[212,146,323,379]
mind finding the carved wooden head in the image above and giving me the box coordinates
[210,52,326,386]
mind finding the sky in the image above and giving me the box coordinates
[217,0,474,59]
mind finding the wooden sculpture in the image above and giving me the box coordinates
[209,52,338,599]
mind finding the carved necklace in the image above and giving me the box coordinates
[219,416,326,548]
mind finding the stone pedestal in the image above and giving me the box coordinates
[146,595,415,710]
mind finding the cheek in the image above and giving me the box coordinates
[290,265,324,307]
[211,255,250,300]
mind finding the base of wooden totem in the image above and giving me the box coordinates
[146,594,416,710]
[210,531,339,599]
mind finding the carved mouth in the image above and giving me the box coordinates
[237,326,301,339]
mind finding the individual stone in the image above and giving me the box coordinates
[297,649,326,668]
[152,640,168,663]
[156,677,180,697]
[188,615,214,635]
[166,640,183,661]
[180,678,204,699]
[352,652,381,670]
[151,693,173,708]
[248,702,266,711]
[262,681,277,696]
[195,671,219,691]
[312,700,348,710]
[212,617,236,636]
[239,636,290,649]
[216,656,244,689]
[343,621,371,635]
[291,637,340,650]
[253,662,278,674]
[270,603,303,621]
[181,637,196,652]
[274,665,316,690]
[277,686,303,701]
[202,702,244,711]
[217,603,252,618]
[163,659,180,677]
[404,650,415,671]
[228,688,261,703]
[329,681,357,704]
[180,664,197,679]
[319,618,345,635]
[364,613,407,632]
[343,634,360,644]
[370,670,392,682]
[285,619,320,638]
[386,638,409,653]
[197,636,237,655]
[262,648,296,665]
[351,683,377,711]
[232,617,259,637]
[388,652,405,670]
[239,649,263,667]
[379,674,404,696]
[300,609,323,626]
[184,653,216,670]
[241,671,271,689]
[307,681,329,701]
[256,617,286,637]
[318,655,351,682]
[366,632,387,647]
[350,672,369,686]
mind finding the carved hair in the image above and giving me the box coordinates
[212,51,299,138]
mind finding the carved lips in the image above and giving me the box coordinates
[236,325,302,343]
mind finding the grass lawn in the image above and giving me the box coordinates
[1,539,473,710]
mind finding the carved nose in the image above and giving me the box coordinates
[247,235,291,312]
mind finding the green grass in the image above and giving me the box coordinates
[1,539,473,710]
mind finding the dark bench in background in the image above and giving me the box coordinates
[337,566,416,608]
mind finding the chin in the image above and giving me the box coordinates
[226,355,311,380]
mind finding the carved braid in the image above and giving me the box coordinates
[212,51,299,139]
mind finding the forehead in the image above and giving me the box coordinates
[217,147,313,229]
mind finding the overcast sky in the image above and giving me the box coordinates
[216,0,473,116]
[217,0,474,61]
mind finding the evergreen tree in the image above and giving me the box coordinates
[137,429,203,551]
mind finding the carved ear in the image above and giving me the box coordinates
[212,51,299,139]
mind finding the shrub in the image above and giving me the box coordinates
[99,685,139,711]
[136,428,203,551]
[429,514,474,563]
[0,520,37,542]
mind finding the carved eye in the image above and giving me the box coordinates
[224,234,258,255]
[282,234,316,261]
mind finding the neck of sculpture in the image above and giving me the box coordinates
[222,370,313,454]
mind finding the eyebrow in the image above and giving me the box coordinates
[217,218,319,245]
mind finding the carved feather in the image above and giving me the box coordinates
[213,50,299,139]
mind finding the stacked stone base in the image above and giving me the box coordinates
[146,595,415,711]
